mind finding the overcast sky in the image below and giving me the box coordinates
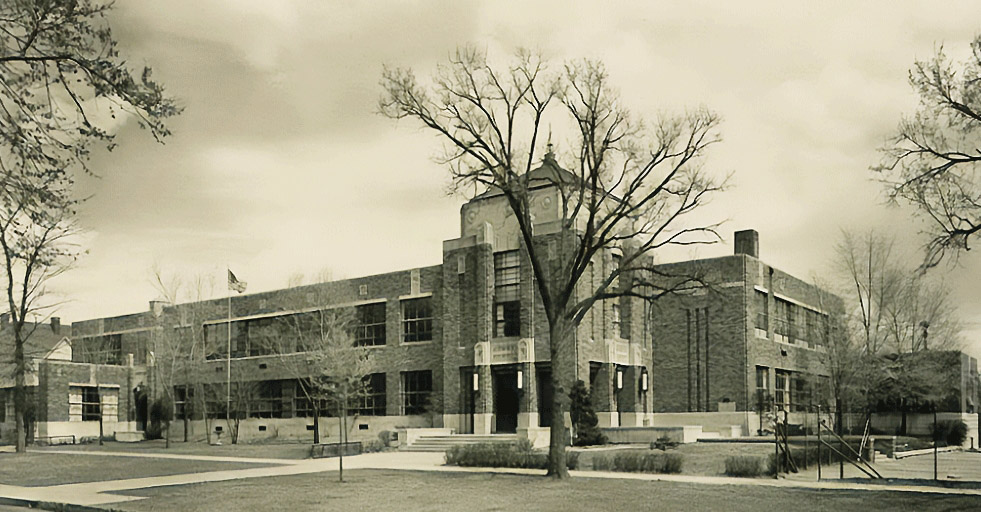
[48,1,981,357]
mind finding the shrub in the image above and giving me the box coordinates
[592,451,683,474]
[651,436,679,451]
[361,439,387,453]
[931,420,968,447]
[569,380,607,446]
[444,441,576,470]
[725,456,766,477]
[145,396,174,440]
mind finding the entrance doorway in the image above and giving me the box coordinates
[536,365,552,427]
[493,368,519,433]
[459,367,476,434]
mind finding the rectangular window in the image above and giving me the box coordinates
[77,386,100,421]
[774,370,791,411]
[357,373,387,416]
[356,302,387,346]
[293,380,328,418]
[792,374,809,412]
[754,290,768,331]
[773,299,790,341]
[174,385,194,419]
[250,381,282,418]
[495,301,521,337]
[611,252,622,288]
[494,251,521,337]
[0,392,6,423]
[247,318,278,356]
[755,366,769,410]
[401,297,433,342]
[205,322,246,358]
[401,370,432,415]
[612,303,622,338]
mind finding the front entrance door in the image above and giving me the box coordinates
[493,369,519,433]
[460,367,476,434]
[537,365,553,427]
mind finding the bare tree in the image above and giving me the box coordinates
[875,35,981,268]
[833,230,963,430]
[149,269,220,447]
[0,167,79,452]
[380,47,725,477]
[266,272,373,482]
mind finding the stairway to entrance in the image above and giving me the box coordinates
[401,433,520,452]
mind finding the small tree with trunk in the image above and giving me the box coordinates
[265,274,373,482]
[381,47,725,477]
[149,269,220,446]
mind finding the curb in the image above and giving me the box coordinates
[0,496,119,512]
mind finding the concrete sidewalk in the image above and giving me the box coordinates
[2,449,980,508]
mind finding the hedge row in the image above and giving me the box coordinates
[445,441,579,470]
[591,452,683,474]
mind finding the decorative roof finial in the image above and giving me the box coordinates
[545,128,554,162]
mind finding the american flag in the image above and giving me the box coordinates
[227,269,247,293]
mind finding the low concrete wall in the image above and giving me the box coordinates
[35,420,136,441]
[168,415,433,444]
[650,412,760,436]
[601,426,703,444]
[868,413,979,448]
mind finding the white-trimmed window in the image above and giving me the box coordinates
[401,297,433,342]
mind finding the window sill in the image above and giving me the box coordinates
[401,340,434,346]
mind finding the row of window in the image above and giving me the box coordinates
[202,296,434,358]
[755,366,830,412]
[173,371,434,419]
[754,291,828,347]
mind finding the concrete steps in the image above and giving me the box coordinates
[402,434,520,452]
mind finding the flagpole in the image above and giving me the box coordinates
[226,283,232,425]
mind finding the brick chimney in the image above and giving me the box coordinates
[50,316,60,334]
[734,229,759,258]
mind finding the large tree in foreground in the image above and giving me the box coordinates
[380,48,725,478]
[875,35,981,268]
[0,0,179,452]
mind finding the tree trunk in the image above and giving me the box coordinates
[338,398,345,483]
[313,406,321,444]
[899,398,908,436]
[13,329,26,452]
[546,317,574,478]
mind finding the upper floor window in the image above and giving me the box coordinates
[402,297,433,342]
[356,302,386,346]
[754,290,768,331]
[494,251,521,337]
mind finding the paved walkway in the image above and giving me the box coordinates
[2,449,981,508]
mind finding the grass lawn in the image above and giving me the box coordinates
[32,439,313,460]
[574,442,774,476]
[0,453,275,487]
[114,469,981,512]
